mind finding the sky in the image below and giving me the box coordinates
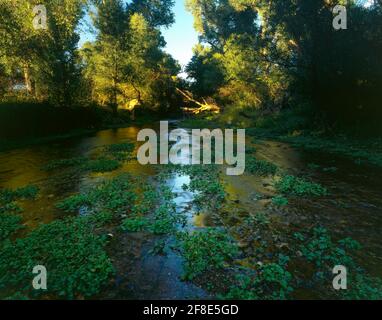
[79,0,199,70]
[161,0,199,68]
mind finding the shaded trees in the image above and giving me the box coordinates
[186,0,382,132]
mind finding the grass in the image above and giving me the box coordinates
[276,175,328,197]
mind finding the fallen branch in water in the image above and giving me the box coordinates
[176,88,220,114]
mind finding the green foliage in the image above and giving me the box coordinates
[0,213,23,241]
[224,264,293,300]
[0,185,39,215]
[43,157,88,171]
[179,228,238,280]
[57,174,137,214]
[0,185,39,203]
[294,228,361,271]
[81,158,121,173]
[0,217,114,299]
[344,274,382,300]
[272,195,289,207]
[121,217,149,232]
[276,175,328,197]
[106,142,135,153]
[172,165,226,210]
[246,157,278,176]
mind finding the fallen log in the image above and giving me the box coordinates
[176,88,220,114]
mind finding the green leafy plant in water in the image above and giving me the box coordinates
[121,217,149,232]
[179,228,238,281]
[105,142,134,153]
[344,274,382,300]
[81,158,121,173]
[272,195,289,207]
[294,228,360,271]
[246,212,271,226]
[223,264,293,300]
[294,227,382,299]
[276,175,328,197]
[0,185,39,203]
[56,193,94,213]
[0,216,114,299]
[246,157,278,176]
[57,174,137,215]
[0,213,23,242]
[105,143,135,161]
[42,157,87,171]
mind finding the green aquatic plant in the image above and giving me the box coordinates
[105,142,135,153]
[105,143,135,161]
[0,185,39,203]
[272,195,289,207]
[56,193,94,212]
[344,274,382,300]
[121,217,149,232]
[179,228,238,280]
[0,213,23,242]
[42,157,87,171]
[82,158,121,173]
[246,157,278,176]
[294,228,361,271]
[276,175,328,197]
[57,174,137,214]
[223,264,293,300]
[0,216,114,299]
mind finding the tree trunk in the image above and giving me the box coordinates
[23,64,34,96]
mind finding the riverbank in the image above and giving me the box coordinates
[179,113,382,168]
[0,102,165,152]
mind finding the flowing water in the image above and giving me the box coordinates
[1,124,381,299]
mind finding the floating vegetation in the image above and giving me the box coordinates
[42,157,87,171]
[0,216,114,299]
[272,195,289,207]
[276,175,328,197]
[246,157,278,176]
[0,213,23,242]
[178,228,238,281]
[223,264,293,300]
